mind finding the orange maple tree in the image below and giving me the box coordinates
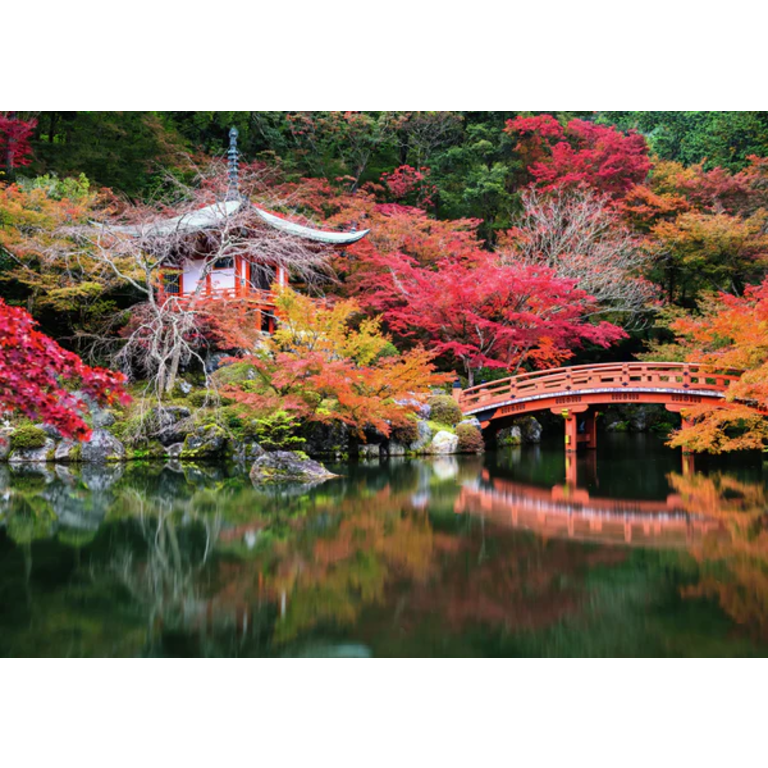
[663,279,768,452]
[222,287,449,437]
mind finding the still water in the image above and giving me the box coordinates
[2,433,768,657]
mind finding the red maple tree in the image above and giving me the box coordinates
[0,112,36,172]
[361,252,626,386]
[0,298,129,440]
[505,115,651,199]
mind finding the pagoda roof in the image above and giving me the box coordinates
[100,200,369,244]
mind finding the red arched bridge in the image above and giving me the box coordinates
[453,362,741,453]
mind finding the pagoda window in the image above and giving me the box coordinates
[162,271,181,296]
[213,256,235,270]
[251,264,276,292]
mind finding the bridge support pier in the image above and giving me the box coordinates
[583,410,597,450]
[564,411,578,453]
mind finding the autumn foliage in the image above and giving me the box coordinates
[0,113,36,172]
[0,298,128,439]
[223,288,449,437]
[662,280,768,452]
[505,115,651,198]
[361,251,625,385]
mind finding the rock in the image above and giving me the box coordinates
[205,352,230,374]
[497,426,522,446]
[0,429,12,461]
[427,430,459,455]
[358,443,381,460]
[80,429,125,464]
[459,417,481,429]
[303,421,351,458]
[606,420,629,432]
[519,416,543,444]
[36,422,63,439]
[92,409,115,429]
[386,441,407,457]
[165,443,184,459]
[71,391,115,430]
[408,419,434,453]
[249,451,337,485]
[233,441,266,463]
[395,398,431,419]
[178,381,193,395]
[54,440,81,462]
[630,407,648,432]
[151,406,192,445]
[181,425,227,459]
[8,438,56,464]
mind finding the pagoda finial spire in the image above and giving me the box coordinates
[226,126,240,201]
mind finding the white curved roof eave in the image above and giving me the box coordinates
[252,205,370,244]
[97,200,245,237]
[95,200,369,244]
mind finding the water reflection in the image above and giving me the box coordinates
[1,439,768,656]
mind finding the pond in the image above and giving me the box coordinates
[2,433,768,657]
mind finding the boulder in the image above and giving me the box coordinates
[80,429,126,464]
[386,441,407,457]
[0,429,12,461]
[497,426,522,446]
[181,425,227,459]
[358,443,382,460]
[165,443,184,460]
[519,416,543,444]
[54,440,80,462]
[71,391,115,429]
[232,441,266,463]
[427,430,459,455]
[630,407,648,432]
[409,419,434,453]
[250,451,337,485]
[303,420,351,458]
[151,406,193,445]
[459,417,482,429]
[8,438,55,464]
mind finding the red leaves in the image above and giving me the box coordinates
[505,115,651,199]
[360,251,625,384]
[0,113,36,170]
[0,298,129,440]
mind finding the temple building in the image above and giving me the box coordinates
[106,128,369,333]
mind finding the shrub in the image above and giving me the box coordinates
[10,426,48,451]
[188,389,233,408]
[391,417,419,445]
[427,395,462,427]
[456,423,484,453]
[252,411,305,451]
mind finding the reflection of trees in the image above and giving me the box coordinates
[668,471,768,640]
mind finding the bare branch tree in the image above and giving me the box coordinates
[66,165,337,403]
[500,187,658,327]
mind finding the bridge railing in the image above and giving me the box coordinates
[456,362,741,412]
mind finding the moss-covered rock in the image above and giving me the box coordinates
[249,451,337,485]
[10,426,47,451]
[180,424,228,460]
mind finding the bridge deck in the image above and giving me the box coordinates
[456,362,740,421]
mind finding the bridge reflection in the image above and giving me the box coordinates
[455,470,725,548]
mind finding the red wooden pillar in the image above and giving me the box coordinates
[584,410,597,450]
[563,410,578,453]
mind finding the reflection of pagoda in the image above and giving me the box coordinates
[455,473,725,548]
[107,127,369,334]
